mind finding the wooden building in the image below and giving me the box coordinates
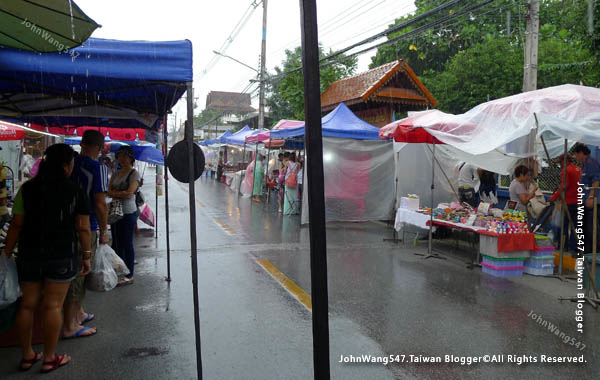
[320,60,437,127]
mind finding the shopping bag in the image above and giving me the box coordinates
[139,203,155,227]
[87,244,129,292]
[551,203,562,228]
[107,199,124,224]
[0,254,20,310]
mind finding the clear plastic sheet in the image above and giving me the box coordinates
[301,138,395,224]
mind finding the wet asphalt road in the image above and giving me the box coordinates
[1,172,598,379]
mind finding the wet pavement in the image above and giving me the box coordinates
[1,172,598,379]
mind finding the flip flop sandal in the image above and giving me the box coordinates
[19,352,42,372]
[82,313,95,324]
[117,278,134,287]
[63,326,97,340]
[40,354,70,374]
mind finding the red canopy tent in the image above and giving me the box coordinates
[379,117,446,259]
[28,124,146,141]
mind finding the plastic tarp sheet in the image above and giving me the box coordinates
[301,138,395,224]
[393,142,459,211]
[246,120,304,144]
[271,103,381,140]
[0,37,193,129]
[380,85,600,175]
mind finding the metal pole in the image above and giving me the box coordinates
[429,143,435,256]
[299,0,330,378]
[593,191,598,289]
[559,139,567,276]
[258,0,268,130]
[239,142,246,195]
[252,142,259,197]
[265,139,272,202]
[163,119,172,282]
[186,83,203,379]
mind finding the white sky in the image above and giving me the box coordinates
[75,0,416,123]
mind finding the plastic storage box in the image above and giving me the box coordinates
[531,246,555,257]
[482,255,526,268]
[525,255,554,268]
[479,234,531,258]
[482,262,525,277]
[524,264,554,276]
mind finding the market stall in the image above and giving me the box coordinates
[271,103,395,223]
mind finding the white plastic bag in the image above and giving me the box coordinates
[0,254,20,309]
[551,203,563,228]
[88,244,129,292]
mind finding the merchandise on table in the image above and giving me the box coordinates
[482,262,525,277]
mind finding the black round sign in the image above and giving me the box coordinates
[166,141,205,183]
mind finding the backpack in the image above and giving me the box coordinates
[285,166,298,188]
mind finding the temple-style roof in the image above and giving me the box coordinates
[206,91,255,113]
[321,60,437,111]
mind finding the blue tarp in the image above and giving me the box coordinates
[270,103,380,140]
[198,130,232,146]
[65,136,149,146]
[0,37,193,130]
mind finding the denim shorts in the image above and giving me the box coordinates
[16,256,79,284]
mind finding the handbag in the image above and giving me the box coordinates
[135,190,145,208]
[107,199,124,224]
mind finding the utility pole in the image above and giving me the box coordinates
[258,0,268,130]
[522,0,540,92]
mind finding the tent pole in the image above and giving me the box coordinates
[155,164,159,239]
[558,139,567,277]
[429,143,434,255]
[252,142,259,198]
[186,82,203,380]
[265,139,272,203]
[300,1,330,377]
[239,142,246,196]
[163,120,171,282]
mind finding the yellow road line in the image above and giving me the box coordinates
[256,259,312,312]
[196,200,205,208]
[213,218,236,236]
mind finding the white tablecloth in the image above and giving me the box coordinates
[394,208,431,231]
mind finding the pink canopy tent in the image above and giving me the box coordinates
[245,119,304,144]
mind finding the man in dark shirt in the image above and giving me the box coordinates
[63,130,109,339]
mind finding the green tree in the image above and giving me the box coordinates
[266,46,357,121]
[193,108,221,129]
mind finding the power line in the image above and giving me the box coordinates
[270,0,498,81]
[197,0,262,80]
[322,0,467,63]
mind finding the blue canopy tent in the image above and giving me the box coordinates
[270,102,380,140]
[0,37,192,130]
[198,130,232,146]
[222,125,253,146]
[0,37,204,376]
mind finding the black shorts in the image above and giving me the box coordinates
[16,256,79,284]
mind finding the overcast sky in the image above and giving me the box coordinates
[76,0,416,123]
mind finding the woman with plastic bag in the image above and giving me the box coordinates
[3,144,91,373]
[108,145,140,286]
